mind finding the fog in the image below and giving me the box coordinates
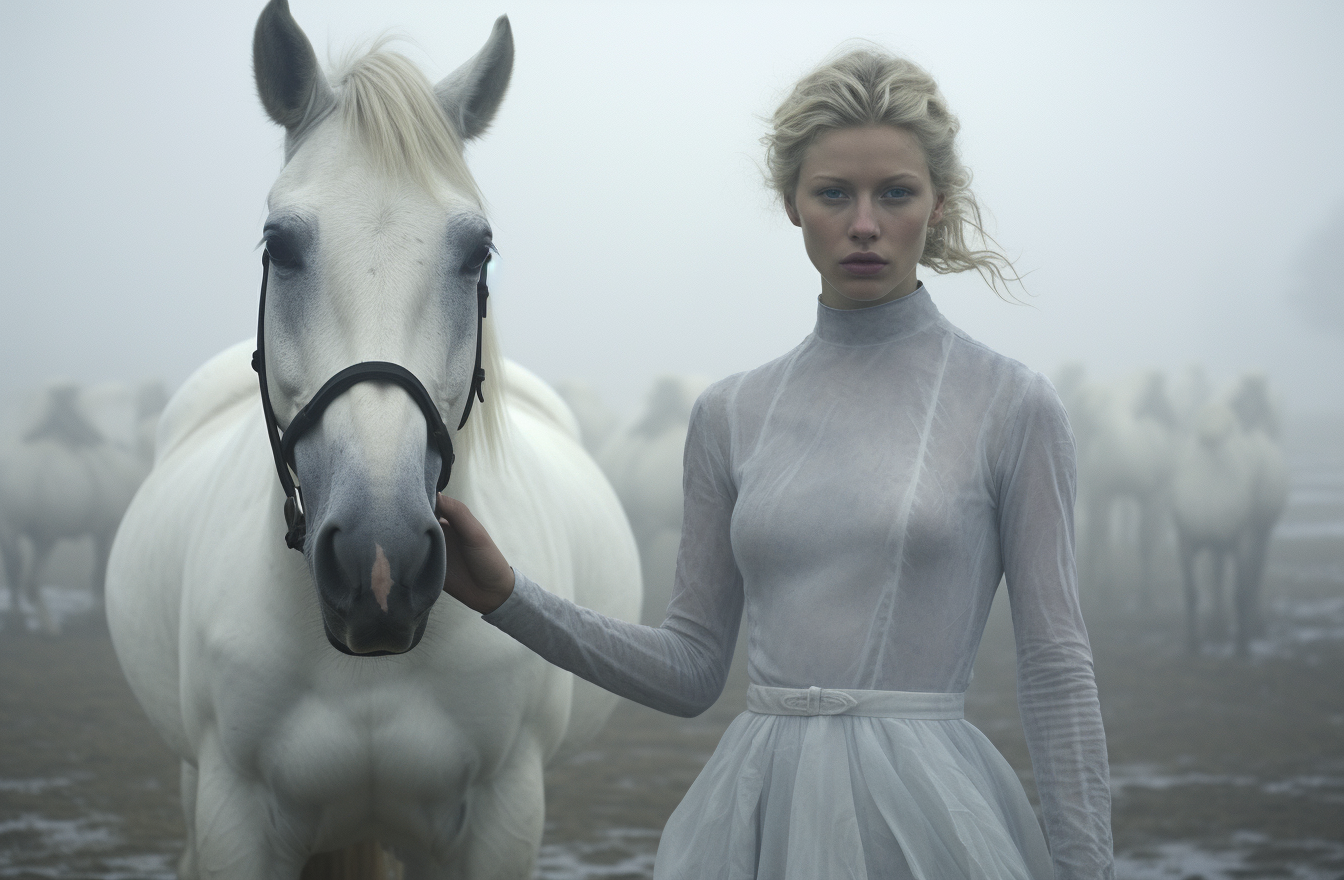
[2,5,1343,875]
[2,1,1342,419]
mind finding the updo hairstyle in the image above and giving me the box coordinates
[764,47,1020,294]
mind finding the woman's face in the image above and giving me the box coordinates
[786,125,945,310]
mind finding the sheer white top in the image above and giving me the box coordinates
[485,287,1113,878]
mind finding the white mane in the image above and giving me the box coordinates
[332,41,482,201]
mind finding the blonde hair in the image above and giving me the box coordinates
[764,47,1021,296]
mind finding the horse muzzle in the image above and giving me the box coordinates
[307,481,448,656]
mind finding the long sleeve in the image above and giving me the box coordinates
[996,373,1115,879]
[482,387,745,718]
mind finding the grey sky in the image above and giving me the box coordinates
[3,1,1342,418]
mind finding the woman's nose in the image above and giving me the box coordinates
[849,198,879,240]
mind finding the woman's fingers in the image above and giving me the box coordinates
[436,494,515,613]
[438,495,496,551]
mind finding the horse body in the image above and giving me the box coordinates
[111,343,636,878]
[106,5,640,877]
[0,384,151,633]
[1073,370,1178,607]
[1172,403,1259,653]
[1171,389,1288,656]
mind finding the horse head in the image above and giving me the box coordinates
[252,0,510,655]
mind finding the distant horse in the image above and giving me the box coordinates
[105,4,639,878]
[0,383,149,634]
[1171,382,1288,656]
[82,380,169,461]
[1230,375,1289,638]
[599,375,707,625]
[552,378,619,454]
[1172,404,1255,653]
[1071,370,1179,608]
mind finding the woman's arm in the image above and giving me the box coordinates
[997,373,1115,880]
[439,389,745,718]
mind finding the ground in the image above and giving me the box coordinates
[2,552,1341,878]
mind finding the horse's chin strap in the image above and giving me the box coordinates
[251,250,491,552]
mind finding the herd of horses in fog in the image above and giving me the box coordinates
[0,359,1293,660]
[1056,364,1288,655]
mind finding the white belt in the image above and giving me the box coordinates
[746,685,965,719]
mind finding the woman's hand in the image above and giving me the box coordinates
[436,494,515,614]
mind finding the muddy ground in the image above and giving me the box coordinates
[2,552,1342,879]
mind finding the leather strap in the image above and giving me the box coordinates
[252,250,490,551]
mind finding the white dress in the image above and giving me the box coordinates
[484,287,1114,879]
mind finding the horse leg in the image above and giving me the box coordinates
[91,531,113,610]
[1,532,24,634]
[1233,531,1260,658]
[1079,496,1111,606]
[179,760,202,880]
[191,750,310,880]
[1209,550,1230,643]
[1136,498,1161,612]
[26,538,59,637]
[1178,533,1199,655]
[437,739,547,880]
[1241,523,1272,638]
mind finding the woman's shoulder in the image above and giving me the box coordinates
[688,342,805,424]
[942,319,1038,385]
[935,324,1075,482]
[936,318,1070,435]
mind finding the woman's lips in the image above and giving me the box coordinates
[841,253,887,276]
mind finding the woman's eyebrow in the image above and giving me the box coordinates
[807,172,923,184]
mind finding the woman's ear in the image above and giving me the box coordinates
[930,192,946,227]
[784,198,802,228]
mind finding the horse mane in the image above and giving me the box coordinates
[330,41,505,460]
[331,40,483,202]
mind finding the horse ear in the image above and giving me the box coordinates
[434,16,513,141]
[253,0,335,131]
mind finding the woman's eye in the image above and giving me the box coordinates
[883,187,912,199]
[819,188,847,200]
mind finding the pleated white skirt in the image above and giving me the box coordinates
[652,686,1054,880]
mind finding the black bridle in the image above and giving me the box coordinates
[251,250,490,551]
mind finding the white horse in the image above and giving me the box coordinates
[82,380,169,462]
[105,4,640,878]
[1228,374,1289,637]
[599,375,707,625]
[1070,369,1179,609]
[552,378,618,455]
[1172,376,1288,655]
[0,383,149,634]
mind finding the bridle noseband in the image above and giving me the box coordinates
[252,250,490,551]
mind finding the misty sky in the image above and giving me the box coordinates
[3,1,1342,421]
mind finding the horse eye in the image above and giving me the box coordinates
[463,242,492,273]
[265,234,303,271]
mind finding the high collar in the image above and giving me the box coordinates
[813,284,942,346]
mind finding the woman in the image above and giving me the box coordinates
[438,48,1114,880]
